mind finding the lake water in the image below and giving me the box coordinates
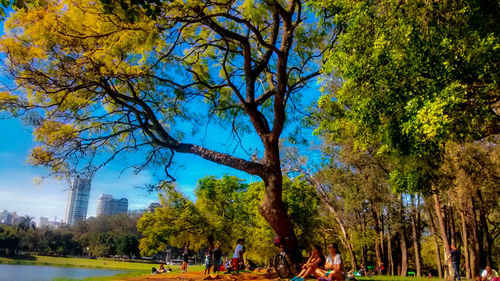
[0,264,126,281]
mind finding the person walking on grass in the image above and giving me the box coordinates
[181,241,190,273]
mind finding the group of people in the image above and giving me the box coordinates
[180,238,253,275]
[204,244,223,274]
[204,239,249,274]
[291,243,344,281]
[176,239,498,281]
[449,244,499,281]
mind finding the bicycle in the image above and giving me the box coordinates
[273,237,292,279]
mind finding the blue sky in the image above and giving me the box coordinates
[0,9,322,223]
[0,116,263,222]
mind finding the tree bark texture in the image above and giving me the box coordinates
[433,193,454,280]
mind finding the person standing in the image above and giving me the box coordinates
[204,248,213,275]
[232,239,245,272]
[448,244,461,281]
[213,244,222,273]
[181,241,190,273]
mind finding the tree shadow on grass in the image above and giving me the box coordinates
[0,254,37,261]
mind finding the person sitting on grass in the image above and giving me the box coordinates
[315,243,344,281]
[158,264,166,273]
[479,266,499,281]
[291,245,325,281]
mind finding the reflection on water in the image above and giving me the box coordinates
[0,263,126,281]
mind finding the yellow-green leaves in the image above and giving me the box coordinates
[34,120,78,146]
[0,91,19,110]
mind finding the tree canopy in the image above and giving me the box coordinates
[312,0,499,192]
[137,175,320,263]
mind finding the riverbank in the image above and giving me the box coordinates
[0,254,204,280]
[0,255,158,271]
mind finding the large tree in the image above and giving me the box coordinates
[0,0,333,261]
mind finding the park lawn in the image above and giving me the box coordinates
[0,255,158,270]
[357,276,445,281]
[0,254,205,271]
[0,255,206,280]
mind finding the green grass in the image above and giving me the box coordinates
[0,254,205,280]
[53,270,150,281]
[357,276,446,281]
[0,255,159,270]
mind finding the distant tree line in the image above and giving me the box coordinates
[0,213,141,259]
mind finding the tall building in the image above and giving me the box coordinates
[0,210,12,224]
[147,202,161,213]
[96,194,128,216]
[38,217,49,228]
[65,177,91,226]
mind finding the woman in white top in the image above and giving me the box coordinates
[315,243,344,281]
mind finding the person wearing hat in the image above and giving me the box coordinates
[232,239,245,271]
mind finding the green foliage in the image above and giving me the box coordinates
[0,225,20,254]
[0,0,326,181]
[116,235,140,259]
[138,175,320,263]
[312,0,499,192]
[0,213,140,258]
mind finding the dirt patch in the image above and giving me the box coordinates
[123,271,281,281]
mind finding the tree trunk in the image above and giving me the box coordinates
[372,209,383,272]
[387,219,394,276]
[460,211,471,279]
[433,193,454,280]
[361,219,368,267]
[380,210,385,265]
[476,189,493,267]
[322,201,357,270]
[410,196,422,277]
[259,169,301,265]
[427,205,443,279]
[399,194,407,277]
[399,230,408,277]
[468,200,481,280]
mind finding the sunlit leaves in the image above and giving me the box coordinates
[34,120,78,146]
[138,176,320,262]
[313,0,499,165]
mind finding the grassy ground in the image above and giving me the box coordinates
[0,254,204,280]
[0,255,160,270]
[357,276,446,281]
[1,256,449,281]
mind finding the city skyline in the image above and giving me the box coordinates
[0,115,255,222]
[96,194,128,216]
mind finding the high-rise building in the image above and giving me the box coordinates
[147,202,161,213]
[0,210,11,224]
[96,194,128,216]
[65,177,91,226]
[38,217,49,228]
